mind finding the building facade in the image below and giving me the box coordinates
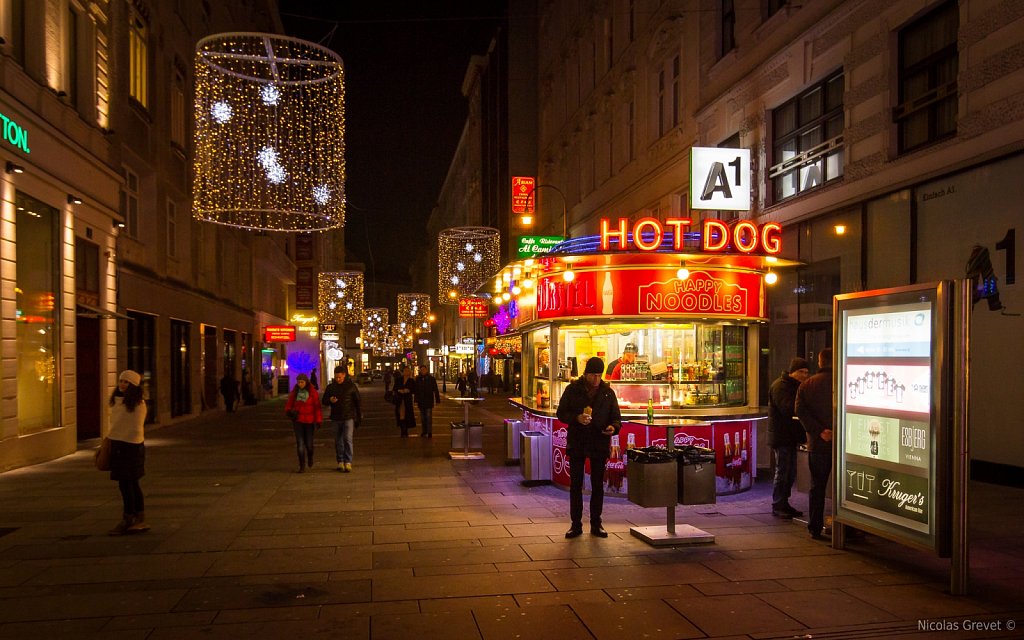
[431,0,1023,480]
[0,0,302,471]
[532,0,1024,480]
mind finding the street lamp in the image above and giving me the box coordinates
[523,184,569,239]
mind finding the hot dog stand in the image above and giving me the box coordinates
[496,216,796,497]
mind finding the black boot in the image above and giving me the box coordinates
[297,454,306,473]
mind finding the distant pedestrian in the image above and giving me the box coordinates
[220,371,238,412]
[285,373,322,472]
[768,357,810,519]
[393,366,416,437]
[467,369,479,397]
[383,368,394,402]
[322,366,361,472]
[106,370,151,535]
[456,372,468,397]
[796,348,834,540]
[413,365,442,438]
[309,368,319,390]
[488,370,499,395]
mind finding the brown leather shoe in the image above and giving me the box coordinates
[564,527,583,539]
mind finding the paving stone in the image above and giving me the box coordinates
[605,583,702,600]
[418,594,518,612]
[473,604,593,640]
[757,587,898,627]
[172,579,370,612]
[0,588,187,623]
[370,610,480,640]
[515,589,612,607]
[573,599,705,639]
[372,570,554,601]
[543,562,726,591]
[666,593,805,636]
[373,545,529,569]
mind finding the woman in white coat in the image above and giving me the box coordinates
[106,370,150,535]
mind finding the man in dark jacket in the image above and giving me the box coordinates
[220,372,238,412]
[322,366,362,472]
[413,365,442,438]
[796,348,833,539]
[768,357,810,518]
[556,357,622,539]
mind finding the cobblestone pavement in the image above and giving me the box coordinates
[0,384,1021,638]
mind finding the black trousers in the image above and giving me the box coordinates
[808,447,832,534]
[569,454,607,529]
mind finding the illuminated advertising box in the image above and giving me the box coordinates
[264,325,296,342]
[458,297,488,318]
[511,176,536,214]
[835,282,953,555]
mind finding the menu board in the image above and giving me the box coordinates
[835,283,952,554]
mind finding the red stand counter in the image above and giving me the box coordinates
[510,399,764,496]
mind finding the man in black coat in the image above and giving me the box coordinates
[413,365,442,438]
[556,357,622,538]
[796,348,834,539]
[321,366,362,472]
[768,357,810,518]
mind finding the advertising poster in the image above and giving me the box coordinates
[836,283,952,553]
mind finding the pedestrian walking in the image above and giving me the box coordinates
[556,357,622,539]
[220,371,238,412]
[106,370,151,535]
[383,368,394,402]
[796,348,834,540]
[467,369,479,397]
[393,366,416,437]
[413,365,442,438]
[322,366,361,472]
[285,373,322,472]
[456,372,468,397]
[768,357,810,518]
[309,368,319,390]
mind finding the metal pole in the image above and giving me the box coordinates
[951,279,971,595]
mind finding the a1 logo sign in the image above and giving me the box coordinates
[690,147,751,211]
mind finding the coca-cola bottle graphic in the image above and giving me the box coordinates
[606,435,624,493]
[602,271,614,315]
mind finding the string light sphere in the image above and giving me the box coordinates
[361,307,388,353]
[193,33,346,231]
[397,293,432,334]
[318,271,364,324]
[438,227,500,304]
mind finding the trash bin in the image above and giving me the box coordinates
[625,447,678,507]
[677,446,717,505]
[451,421,483,450]
[504,419,523,464]
[519,430,552,482]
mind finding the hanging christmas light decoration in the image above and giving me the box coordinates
[438,227,500,304]
[397,293,432,334]
[317,271,363,324]
[193,33,345,231]
[361,307,388,353]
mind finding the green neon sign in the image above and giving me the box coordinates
[0,111,31,154]
[516,235,563,258]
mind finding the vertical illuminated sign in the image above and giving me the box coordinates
[835,282,953,555]
[511,176,536,214]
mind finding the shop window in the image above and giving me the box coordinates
[9,0,25,64]
[74,238,100,304]
[170,319,191,417]
[764,0,787,20]
[120,166,139,238]
[721,0,736,57]
[769,70,844,204]
[15,192,61,435]
[170,64,186,148]
[166,199,177,258]
[895,1,958,154]
[655,54,681,138]
[128,7,149,108]
[127,311,156,423]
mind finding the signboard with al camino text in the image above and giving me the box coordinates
[835,282,953,555]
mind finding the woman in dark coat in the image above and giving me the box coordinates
[393,366,416,437]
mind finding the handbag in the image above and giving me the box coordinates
[285,409,299,420]
[95,437,112,471]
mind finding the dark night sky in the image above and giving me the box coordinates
[279,1,508,286]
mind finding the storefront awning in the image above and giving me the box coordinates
[76,303,133,320]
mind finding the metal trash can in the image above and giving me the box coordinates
[519,430,552,482]
[504,419,523,464]
[677,447,717,505]
[451,421,483,450]
[625,447,678,507]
